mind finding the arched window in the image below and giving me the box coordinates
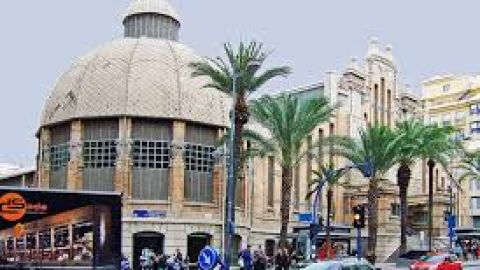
[131,119,172,200]
[82,119,118,191]
[184,124,216,202]
[49,123,71,189]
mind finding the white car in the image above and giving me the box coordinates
[303,258,378,270]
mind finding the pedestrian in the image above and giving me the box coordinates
[121,254,131,270]
[240,245,253,270]
[158,253,167,270]
[253,245,266,270]
[281,247,290,270]
[453,244,462,259]
[175,249,183,262]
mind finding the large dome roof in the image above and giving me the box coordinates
[41,38,228,127]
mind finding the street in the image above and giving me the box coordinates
[376,260,480,269]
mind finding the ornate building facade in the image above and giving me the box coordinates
[33,0,431,265]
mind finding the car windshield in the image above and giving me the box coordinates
[422,256,445,263]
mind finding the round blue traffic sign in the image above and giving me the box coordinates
[198,246,218,270]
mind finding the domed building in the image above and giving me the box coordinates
[36,0,429,265]
[36,0,259,266]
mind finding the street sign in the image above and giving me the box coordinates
[448,215,456,237]
[133,210,167,218]
[198,246,218,270]
[298,212,313,223]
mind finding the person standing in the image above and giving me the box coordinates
[240,245,253,270]
[253,245,266,270]
[121,254,131,270]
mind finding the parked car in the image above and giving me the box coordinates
[397,250,430,267]
[410,254,463,270]
[303,258,379,270]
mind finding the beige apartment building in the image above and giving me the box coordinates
[421,74,480,230]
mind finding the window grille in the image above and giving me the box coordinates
[133,140,170,169]
[50,143,70,170]
[83,140,118,168]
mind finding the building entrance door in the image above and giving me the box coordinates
[187,233,211,267]
[133,232,164,270]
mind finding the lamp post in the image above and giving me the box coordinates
[427,159,435,252]
[223,60,261,270]
[447,185,454,250]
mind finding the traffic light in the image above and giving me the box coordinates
[352,205,366,229]
[309,223,320,240]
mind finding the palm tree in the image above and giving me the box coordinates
[307,164,347,259]
[394,120,427,254]
[250,94,336,247]
[416,124,460,251]
[332,125,401,263]
[190,41,290,264]
[457,151,480,183]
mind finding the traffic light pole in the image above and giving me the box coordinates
[356,227,361,261]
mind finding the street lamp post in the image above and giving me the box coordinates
[223,60,260,270]
[427,159,435,252]
[448,185,453,250]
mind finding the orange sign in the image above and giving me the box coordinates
[0,193,27,221]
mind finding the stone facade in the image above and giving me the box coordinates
[33,0,430,264]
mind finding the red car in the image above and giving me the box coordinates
[410,254,463,270]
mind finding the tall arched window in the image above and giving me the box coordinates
[82,119,118,191]
[184,124,216,202]
[49,123,71,189]
[131,119,172,200]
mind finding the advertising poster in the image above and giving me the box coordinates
[0,188,121,269]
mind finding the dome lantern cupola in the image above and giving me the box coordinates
[123,0,180,40]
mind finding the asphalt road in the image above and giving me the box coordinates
[375,260,480,269]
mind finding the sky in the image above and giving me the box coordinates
[0,0,479,167]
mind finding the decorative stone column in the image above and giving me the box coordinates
[67,120,82,190]
[38,127,51,188]
[170,121,186,216]
[114,117,132,195]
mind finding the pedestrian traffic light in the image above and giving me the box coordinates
[352,205,366,229]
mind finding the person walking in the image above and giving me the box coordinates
[253,245,266,270]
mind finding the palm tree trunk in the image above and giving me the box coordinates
[279,166,293,248]
[367,179,379,264]
[397,163,411,255]
[326,188,333,259]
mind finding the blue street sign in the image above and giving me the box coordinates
[298,212,313,223]
[448,215,456,228]
[448,215,456,237]
[133,210,167,218]
[198,246,218,270]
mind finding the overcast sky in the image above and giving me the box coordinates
[0,0,478,167]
